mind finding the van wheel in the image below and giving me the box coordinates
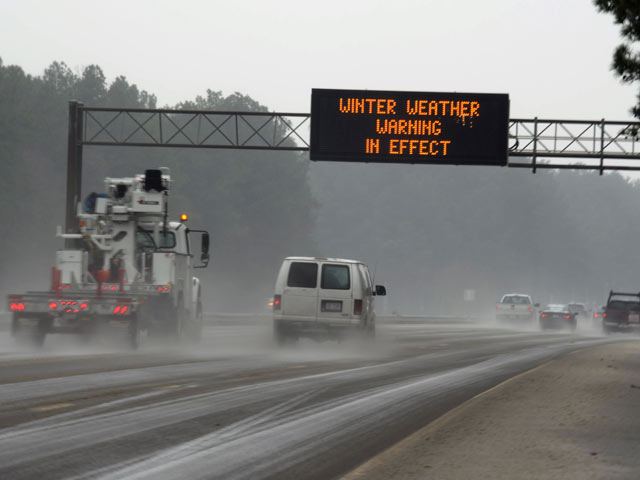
[359,319,375,340]
[365,322,376,339]
[274,321,295,347]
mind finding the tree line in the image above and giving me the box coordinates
[2,56,640,315]
[0,58,315,310]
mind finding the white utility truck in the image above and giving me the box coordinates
[7,168,210,348]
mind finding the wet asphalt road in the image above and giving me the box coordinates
[0,316,613,480]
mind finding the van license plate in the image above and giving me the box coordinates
[321,300,342,312]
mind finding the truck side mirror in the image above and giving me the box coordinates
[202,233,210,255]
[190,230,210,268]
[375,285,387,296]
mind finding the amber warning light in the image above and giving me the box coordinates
[310,88,509,166]
[180,214,188,222]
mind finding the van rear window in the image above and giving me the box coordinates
[321,264,350,290]
[287,262,318,288]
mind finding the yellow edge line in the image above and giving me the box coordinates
[31,402,75,412]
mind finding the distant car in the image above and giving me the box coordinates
[539,304,577,331]
[602,291,640,334]
[567,303,590,321]
[592,308,605,324]
[495,293,538,323]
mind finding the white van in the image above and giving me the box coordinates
[272,257,386,343]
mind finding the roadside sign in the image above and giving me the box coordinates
[310,88,509,166]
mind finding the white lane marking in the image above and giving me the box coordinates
[93,341,607,480]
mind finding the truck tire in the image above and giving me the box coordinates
[13,315,48,348]
[191,300,203,343]
[174,294,188,342]
[128,314,141,350]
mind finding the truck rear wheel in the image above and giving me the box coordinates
[13,315,49,348]
[128,315,141,350]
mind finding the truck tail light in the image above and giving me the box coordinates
[354,299,363,315]
[10,302,25,311]
[603,313,607,318]
[157,285,170,292]
[541,313,547,318]
[49,302,58,310]
[563,314,571,319]
[528,305,532,312]
[113,304,130,315]
[273,295,281,310]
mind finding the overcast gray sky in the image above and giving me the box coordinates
[0,0,636,120]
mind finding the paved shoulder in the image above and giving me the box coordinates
[342,340,640,480]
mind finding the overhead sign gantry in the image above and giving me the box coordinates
[310,88,510,166]
[65,96,640,235]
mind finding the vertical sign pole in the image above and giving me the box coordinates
[599,118,605,176]
[64,101,84,247]
[532,117,538,174]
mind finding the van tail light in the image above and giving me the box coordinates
[541,313,547,318]
[273,295,281,311]
[563,314,571,319]
[528,305,532,312]
[354,299,363,315]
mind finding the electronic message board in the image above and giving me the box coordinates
[310,88,509,166]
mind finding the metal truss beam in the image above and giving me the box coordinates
[66,103,640,236]
[78,105,640,173]
[81,105,310,151]
[508,118,640,174]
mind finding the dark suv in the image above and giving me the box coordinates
[602,291,640,334]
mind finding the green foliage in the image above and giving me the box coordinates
[595,0,640,117]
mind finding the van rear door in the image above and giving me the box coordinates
[282,261,318,322]
[317,263,352,325]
